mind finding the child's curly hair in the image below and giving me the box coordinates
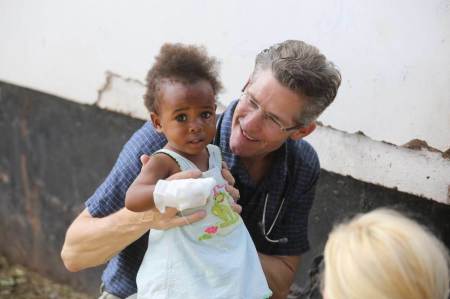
[144,43,223,113]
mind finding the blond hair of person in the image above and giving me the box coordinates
[323,208,450,299]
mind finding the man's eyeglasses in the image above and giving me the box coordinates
[239,92,303,133]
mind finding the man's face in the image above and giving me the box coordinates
[230,70,308,161]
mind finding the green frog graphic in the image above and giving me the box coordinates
[198,184,240,241]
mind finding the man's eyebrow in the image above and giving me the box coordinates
[247,91,283,122]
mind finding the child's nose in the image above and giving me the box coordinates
[189,119,202,133]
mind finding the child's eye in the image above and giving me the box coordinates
[201,111,213,119]
[175,114,188,122]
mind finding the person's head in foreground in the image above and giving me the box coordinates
[323,208,450,299]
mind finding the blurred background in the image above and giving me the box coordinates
[1,0,449,297]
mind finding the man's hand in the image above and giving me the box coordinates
[61,152,240,273]
[221,161,242,214]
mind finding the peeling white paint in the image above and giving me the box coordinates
[1,0,449,151]
[95,72,227,119]
[96,72,148,120]
[305,125,450,204]
[95,76,450,204]
[1,0,449,204]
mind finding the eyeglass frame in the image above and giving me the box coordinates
[239,90,304,133]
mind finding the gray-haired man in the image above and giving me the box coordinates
[62,40,341,299]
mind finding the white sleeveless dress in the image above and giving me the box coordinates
[136,144,272,299]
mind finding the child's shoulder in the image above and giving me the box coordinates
[144,151,181,178]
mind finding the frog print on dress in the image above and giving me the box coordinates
[198,184,240,241]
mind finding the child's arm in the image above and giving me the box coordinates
[125,153,179,212]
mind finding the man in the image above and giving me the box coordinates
[61,40,341,299]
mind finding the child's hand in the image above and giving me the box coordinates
[137,153,207,229]
[139,154,241,215]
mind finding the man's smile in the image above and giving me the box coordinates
[240,125,259,142]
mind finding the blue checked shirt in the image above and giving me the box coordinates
[86,100,319,298]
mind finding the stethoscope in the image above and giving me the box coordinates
[213,107,288,244]
[258,192,289,244]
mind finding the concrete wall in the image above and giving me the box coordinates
[94,75,450,204]
[1,0,449,204]
[1,0,450,295]
[1,82,449,295]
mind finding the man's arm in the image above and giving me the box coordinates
[259,253,301,299]
[61,169,206,272]
[256,140,318,298]
[61,206,206,272]
[61,208,157,272]
[61,157,240,272]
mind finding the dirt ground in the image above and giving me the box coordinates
[0,255,90,299]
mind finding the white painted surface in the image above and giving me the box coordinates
[1,0,449,150]
[97,75,450,204]
[1,0,449,202]
[305,126,450,204]
[96,72,148,120]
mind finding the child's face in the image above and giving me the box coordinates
[151,80,217,156]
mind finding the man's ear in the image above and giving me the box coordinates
[150,112,163,133]
[289,122,316,140]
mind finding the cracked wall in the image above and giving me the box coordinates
[1,81,449,295]
[1,0,449,150]
[93,73,450,204]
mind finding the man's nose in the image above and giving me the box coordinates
[242,109,264,130]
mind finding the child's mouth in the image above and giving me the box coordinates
[189,138,204,144]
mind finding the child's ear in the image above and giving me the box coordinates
[289,122,316,141]
[150,112,163,132]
